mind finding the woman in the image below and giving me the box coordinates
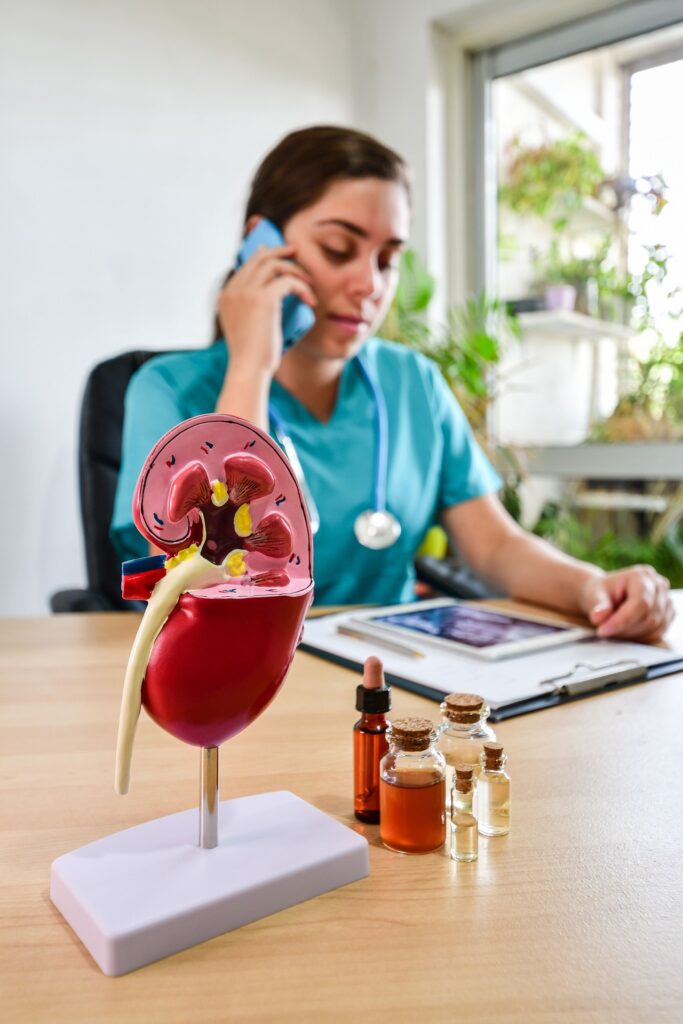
[111,125,673,639]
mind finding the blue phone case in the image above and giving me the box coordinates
[235,219,316,350]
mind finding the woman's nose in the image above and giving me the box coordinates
[348,258,384,300]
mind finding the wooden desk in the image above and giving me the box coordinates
[1,602,682,1022]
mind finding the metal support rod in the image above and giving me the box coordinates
[199,745,219,849]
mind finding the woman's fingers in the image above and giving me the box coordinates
[235,246,317,303]
[217,240,318,377]
[241,245,298,282]
[598,567,673,641]
[269,272,318,308]
[644,574,675,641]
[255,256,315,289]
[243,243,295,268]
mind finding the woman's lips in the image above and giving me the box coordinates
[328,313,367,335]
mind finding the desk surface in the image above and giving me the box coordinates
[1,601,682,1023]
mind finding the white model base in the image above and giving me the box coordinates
[50,790,369,976]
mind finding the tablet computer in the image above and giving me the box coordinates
[350,598,592,660]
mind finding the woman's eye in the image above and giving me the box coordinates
[379,255,400,272]
[320,245,352,262]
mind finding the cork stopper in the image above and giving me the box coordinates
[454,762,474,793]
[389,716,434,751]
[482,742,505,770]
[444,692,486,724]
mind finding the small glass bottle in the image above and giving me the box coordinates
[478,742,510,837]
[437,692,495,811]
[353,658,391,824]
[450,764,478,862]
[379,717,446,854]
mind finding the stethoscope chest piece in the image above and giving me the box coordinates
[353,509,402,550]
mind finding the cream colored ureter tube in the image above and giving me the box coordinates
[114,553,226,795]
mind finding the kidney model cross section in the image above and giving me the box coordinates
[115,413,314,796]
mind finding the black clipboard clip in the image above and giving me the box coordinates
[539,659,645,697]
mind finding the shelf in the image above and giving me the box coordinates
[520,442,683,481]
[517,310,634,341]
[572,491,668,512]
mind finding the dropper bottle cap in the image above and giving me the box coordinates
[356,656,392,713]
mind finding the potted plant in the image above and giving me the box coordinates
[534,240,609,314]
[591,335,683,442]
[380,249,523,519]
[499,132,606,232]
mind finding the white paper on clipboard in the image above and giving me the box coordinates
[302,605,678,710]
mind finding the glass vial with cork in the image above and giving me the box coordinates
[379,717,446,854]
[451,763,478,862]
[437,692,495,810]
[478,742,510,836]
[353,657,391,824]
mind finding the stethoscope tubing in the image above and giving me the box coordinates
[268,350,388,525]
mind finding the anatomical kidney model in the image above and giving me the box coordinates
[50,413,370,977]
[115,413,314,843]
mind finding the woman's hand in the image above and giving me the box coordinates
[217,244,317,376]
[578,566,674,641]
[443,495,676,644]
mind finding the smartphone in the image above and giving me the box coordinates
[235,218,316,350]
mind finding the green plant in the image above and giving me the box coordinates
[535,239,678,329]
[499,133,606,232]
[533,502,683,587]
[535,238,608,287]
[435,294,519,433]
[381,252,520,433]
[380,249,523,518]
[379,248,436,350]
[593,262,635,324]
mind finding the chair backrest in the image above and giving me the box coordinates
[78,349,171,609]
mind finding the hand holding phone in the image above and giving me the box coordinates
[234,220,316,350]
[214,221,317,429]
[216,219,317,380]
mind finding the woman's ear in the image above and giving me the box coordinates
[244,214,263,237]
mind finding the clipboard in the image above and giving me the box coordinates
[301,606,683,720]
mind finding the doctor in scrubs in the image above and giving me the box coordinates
[112,125,673,640]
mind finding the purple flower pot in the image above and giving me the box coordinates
[544,284,577,312]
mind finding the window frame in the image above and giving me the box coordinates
[468,0,683,293]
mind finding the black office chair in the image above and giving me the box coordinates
[50,350,173,612]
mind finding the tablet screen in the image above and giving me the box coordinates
[370,604,565,650]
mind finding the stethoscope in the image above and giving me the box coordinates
[268,351,401,550]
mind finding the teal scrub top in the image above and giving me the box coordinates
[110,338,501,605]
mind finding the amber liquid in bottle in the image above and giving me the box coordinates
[354,713,389,824]
[379,771,446,853]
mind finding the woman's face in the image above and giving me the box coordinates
[281,177,410,360]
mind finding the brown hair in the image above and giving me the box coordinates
[212,125,410,340]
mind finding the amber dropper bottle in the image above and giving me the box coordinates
[353,657,391,824]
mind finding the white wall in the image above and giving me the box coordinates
[1,0,354,615]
